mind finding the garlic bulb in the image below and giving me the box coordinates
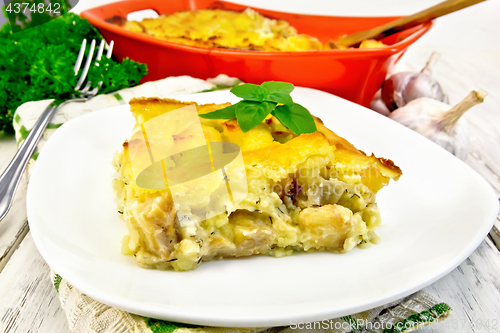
[389,90,487,160]
[382,52,448,111]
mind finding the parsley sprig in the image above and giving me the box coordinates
[0,12,147,135]
[199,82,317,135]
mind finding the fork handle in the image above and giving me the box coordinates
[0,100,62,222]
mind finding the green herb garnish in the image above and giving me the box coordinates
[0,12,148,135]
[199,81,317,135]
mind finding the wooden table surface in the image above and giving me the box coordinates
[1,0,500,332]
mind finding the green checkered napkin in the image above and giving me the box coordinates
[15,75,451,333]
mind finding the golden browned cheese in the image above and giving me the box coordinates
[112,98,401,271]
[113,8,387,51]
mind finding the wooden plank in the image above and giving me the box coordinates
[418,238,500,332]
[0,233,69,333]
[0,137,29,272]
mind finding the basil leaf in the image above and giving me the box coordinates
[272,103,317,135]
[235,101,276,132]
[197,81,316,135]
[262,81,294,106]
[230,84,267,102]
[264,92,293,107]
[199,103,237,119]
[261,81,295,95]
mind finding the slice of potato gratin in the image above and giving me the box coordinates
[112,98,401,271]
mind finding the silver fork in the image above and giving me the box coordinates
[0,39,115,222]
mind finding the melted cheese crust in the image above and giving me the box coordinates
[112,98,401,270]
[113,8,386,51]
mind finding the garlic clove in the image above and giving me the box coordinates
[381,72,448,111]
[381,72,413,111]
[381,52,448,111]
[402,73,448,105]
[388,90,486,161]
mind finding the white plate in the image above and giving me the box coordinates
[27,88,498,327]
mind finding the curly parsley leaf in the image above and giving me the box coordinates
[87,57,147,94]
[200,81,317,135]
[0,12,148,134]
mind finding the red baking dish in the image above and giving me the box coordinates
[81,0,432,107]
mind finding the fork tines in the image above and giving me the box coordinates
[74,39,115,97]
